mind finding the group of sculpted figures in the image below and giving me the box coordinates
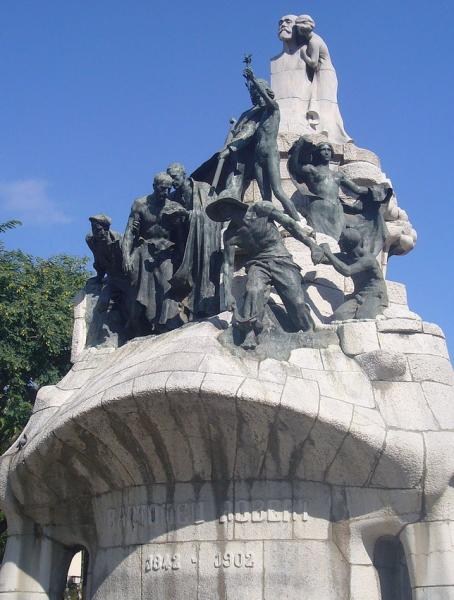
[86,59,390,350]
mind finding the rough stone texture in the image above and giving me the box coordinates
[355,350,409,382]
[407,354,453,385]
[373,381,439,431]
[0,307,452,598]
[377,318,423,334]
[338,321,380,356]
[385,281,408,306]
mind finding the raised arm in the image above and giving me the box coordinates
[222,230,237,310]
[287,137,318,185]
[243,68,279,110]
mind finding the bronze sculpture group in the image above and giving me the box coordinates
[86,59,390,349]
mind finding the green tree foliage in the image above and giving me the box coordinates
[0,222,89,561]
[0,250,89,452]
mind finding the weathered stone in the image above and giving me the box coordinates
[385,281,408,306]
[263,540,348,599]
[288,347,323,370]
[374,381,439,430]
[338,321,380,356]
[383,304,421,320]
[371,430,424,489]
[301,368,375,408]
[422,382,454,429]
[378,332,450,359]
[355,350,408,381]
[319,347,362,372]
[408,354,453,385]
[422,322,445,338]
[377,318,423,334]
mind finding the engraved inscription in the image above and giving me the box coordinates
[214,552,255,569]
[219,499,308,524]
[106,501,205,528]
[145,554,181,573]
[105,498,309,530]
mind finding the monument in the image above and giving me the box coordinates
[0,11,452,600]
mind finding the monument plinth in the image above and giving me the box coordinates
[0,10,452,600]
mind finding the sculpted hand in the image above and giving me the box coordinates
[218,147,231,160]
[311,245,325,265]
[123,255,134,274]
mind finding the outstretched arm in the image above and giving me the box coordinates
[320,243,373,277]
[254,203,324,264]
[339,175,368,197]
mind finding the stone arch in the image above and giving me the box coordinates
[373,536,411,600]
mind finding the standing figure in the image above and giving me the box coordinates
[288,137,391,247]
[193,67,300,221]
[206,198,322,349]
[320,228,388,320]
[85,214,129,319]
[122,173,188,336]
[166,162,222,318]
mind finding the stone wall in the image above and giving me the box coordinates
[1,285,452,598]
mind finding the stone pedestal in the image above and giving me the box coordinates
[1,290,453,598]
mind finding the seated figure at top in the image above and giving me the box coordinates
[271,14,351,143]
[288,136,392,252]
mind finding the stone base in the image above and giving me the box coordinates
[1,290,453,599]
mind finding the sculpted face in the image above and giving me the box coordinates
[153,174,173,201]
[317,143,333,164]
[167,165,186,189]
[91,221,109,241]
[278,15,297,41]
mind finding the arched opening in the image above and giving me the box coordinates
[64,547,89,599]
[373,536,411,600]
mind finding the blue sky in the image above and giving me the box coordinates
[1,0,453,354]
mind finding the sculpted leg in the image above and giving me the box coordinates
[267,157,300,220]
[254,162,272,202]
[273,267,314,331]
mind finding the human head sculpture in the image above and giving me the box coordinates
[153,172,173,201]
[278,15,297,42]
[247,78,275,107]
[296,14,316,41]
[89,214,111,240]
[167,162,187,189]
[314,142,334,165]
[339,227,362,254]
